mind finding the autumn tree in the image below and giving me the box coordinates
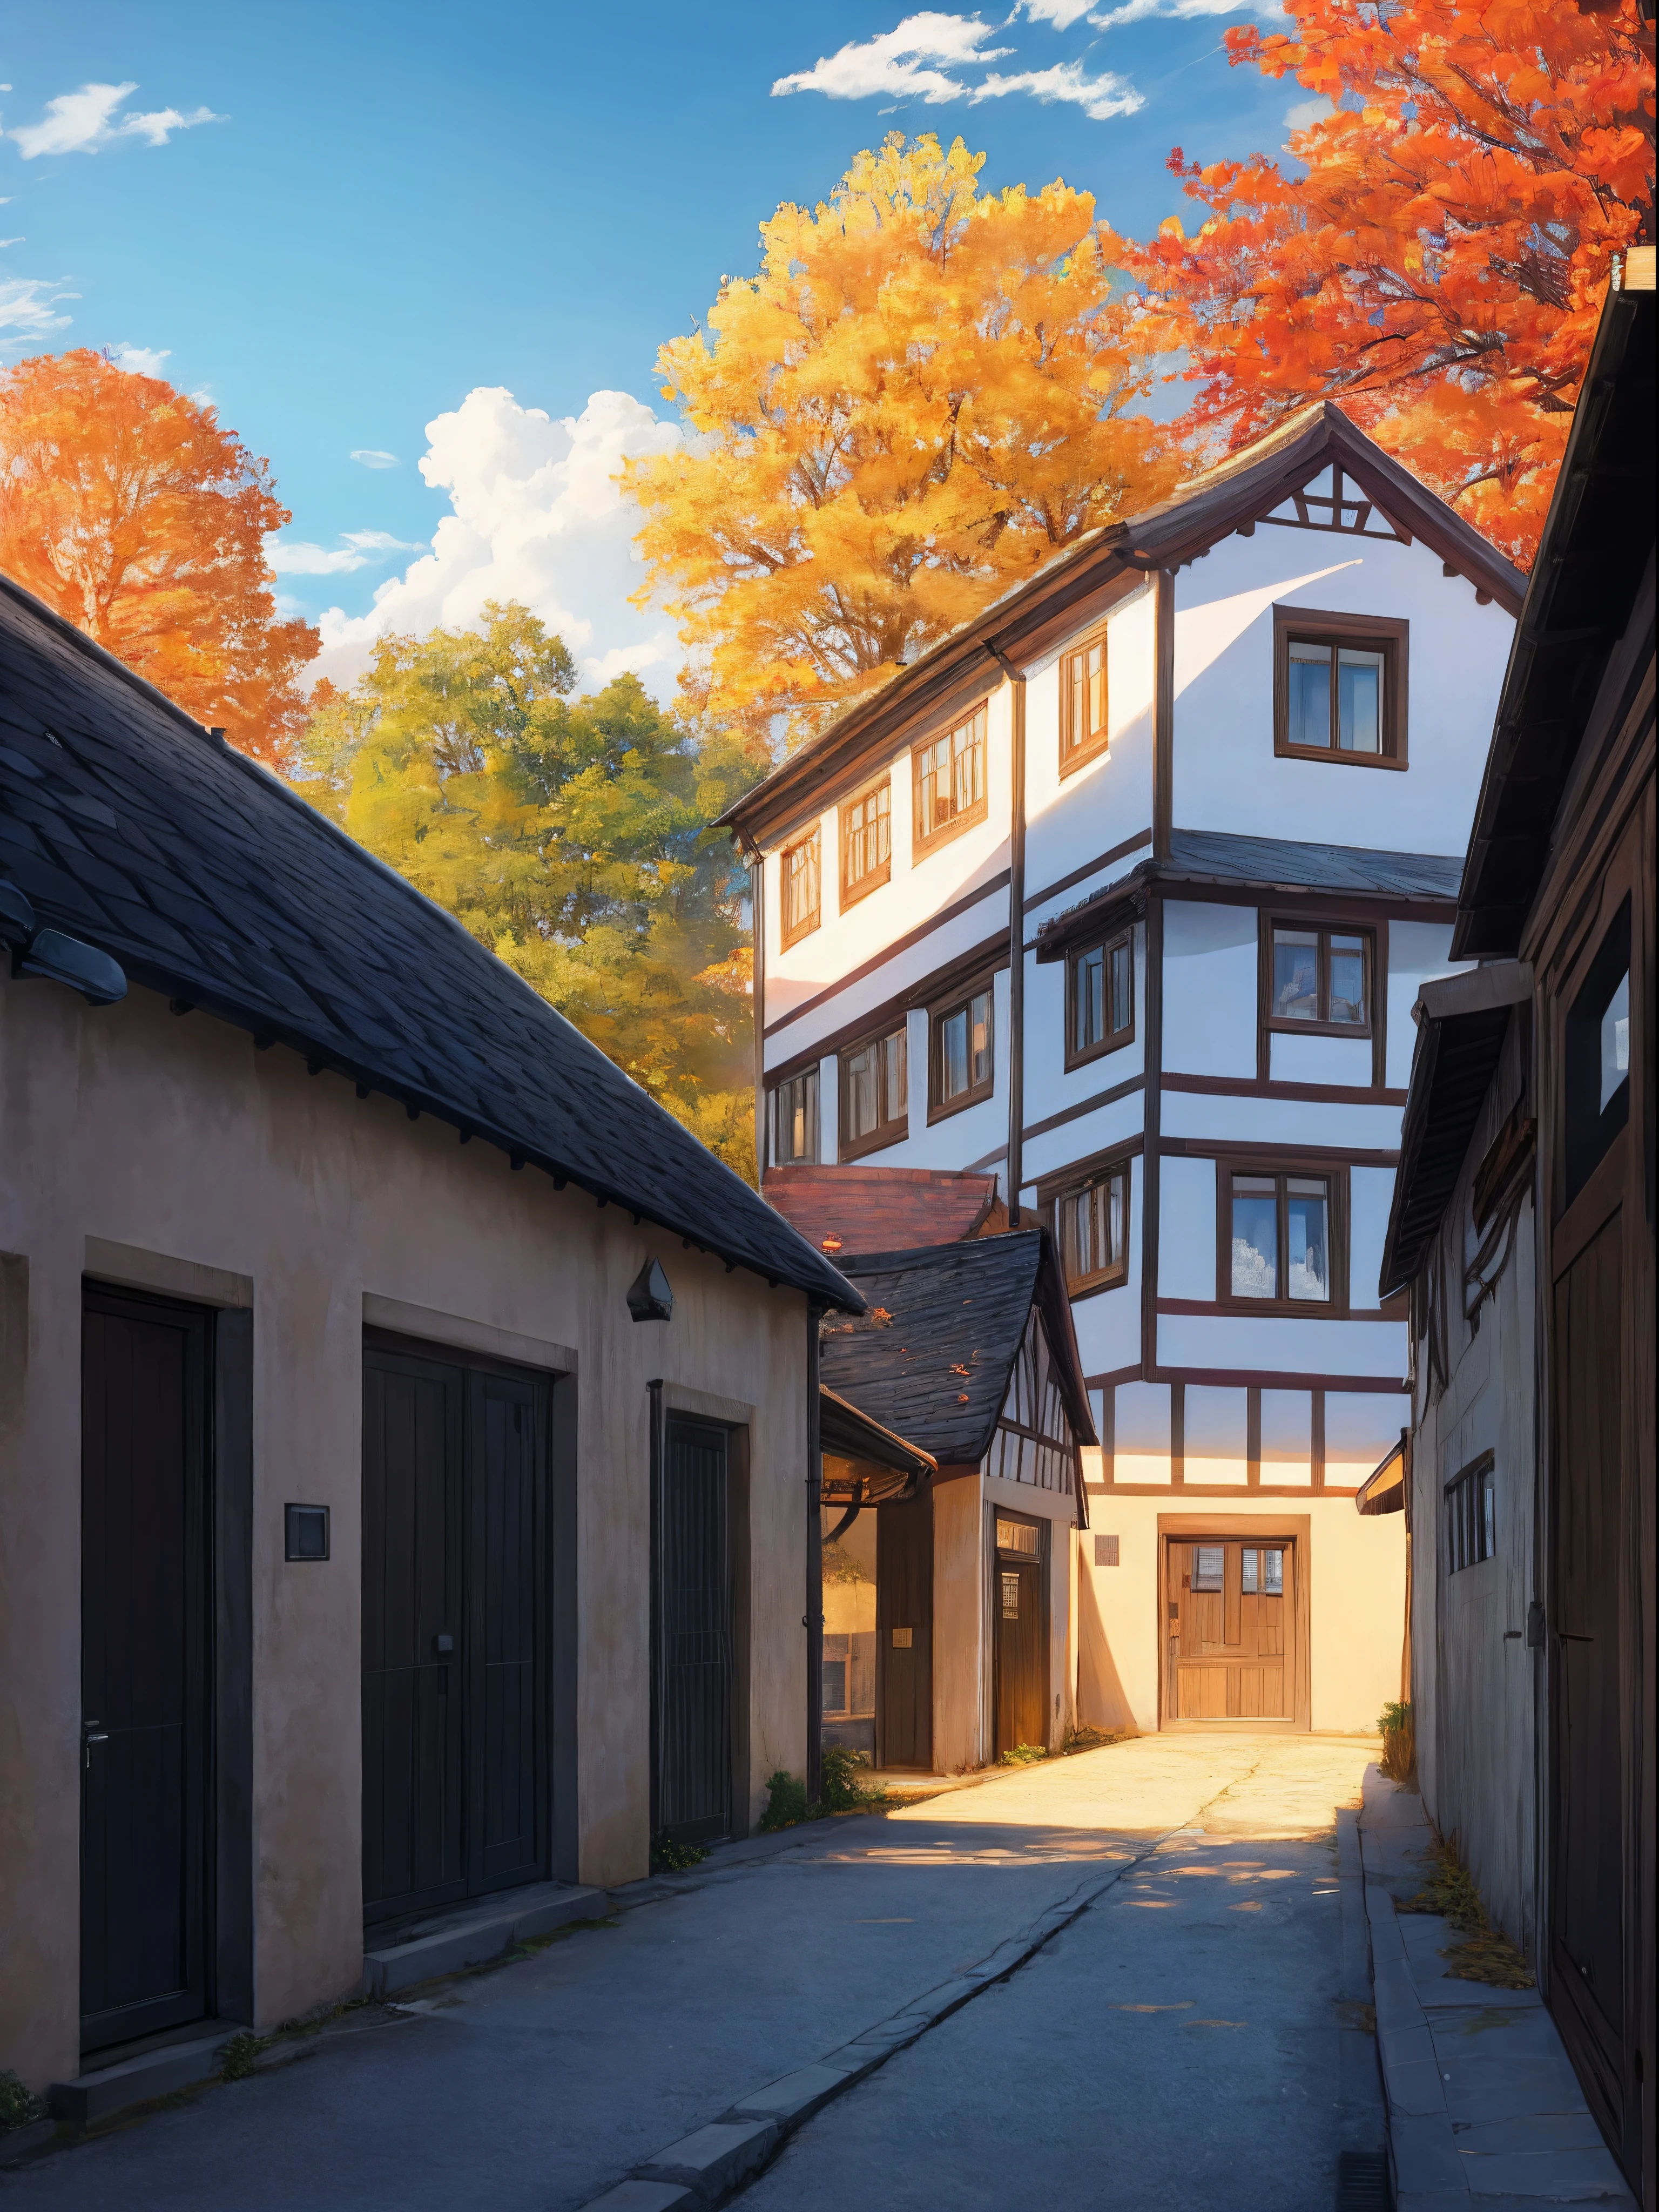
[300,602,761,1180]
[625,133,1179,747]
[0,348,317,763]
[1112,0,1654,564]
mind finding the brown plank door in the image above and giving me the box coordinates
[994,1513,1048,1757]
[80,1285,212,2054]
[362,1340,547,1927]
[657,1418,732,1847]
[876,1491,933,1770]
[1168,1541,1291,1719]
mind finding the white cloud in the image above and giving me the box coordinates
[972,58,1143,118]
[1089,0,1277,24]
[110,341,170,376]
[1285,95,1333,130]
[309,387,683,698]
[350,448,400,469]
[0,237,24,249]
[266,529,422,577]
[1017,0,1096,23]
[9,81,224,159]
[772,13,1011,104]
[0,273,76,348]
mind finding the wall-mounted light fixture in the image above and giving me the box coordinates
[626,1257,674,1323]
[285,1503,330,1561]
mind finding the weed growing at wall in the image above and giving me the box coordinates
[1398,1832,1535,1989]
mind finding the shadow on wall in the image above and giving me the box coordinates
[1077,1568,1137,1735]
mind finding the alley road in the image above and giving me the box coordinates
[3,1735,1381,2211]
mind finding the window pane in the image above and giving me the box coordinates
[847,1044,878,1140]
[1001,1572,1021,1618]
[940,1008,968,1101]
[1231,1178,1278,1298]
[821,1658,847,1714]
[1601,970,1630,1111]
[970,989,993,1086]
[1273,929,1319,1021]
[1069,638,1107,750]
[1076,946,1103,1050]
[1063,1188,1093,1281]
[1110,939,1132,1036]
[780,1069,818,1163]
[1482,1469,1495,1562]
[1107,1170,1124,1264]
[784,836,819,932]
[1286,1177,1330,1302]
[1264,1548,1284,1595]
[883,1027,908,1122]
[1192,1545,1223,1591]
[1328,935,1366,1025]
[1287,640,1332,748]
[1242,1548,1258,1593]
[997,1518,1040,1555]
[1337,647,1383,752]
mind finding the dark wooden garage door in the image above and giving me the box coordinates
[80,1285,212,2053]
[877,1491,933,1770]
[362,1340,546,1926]
[657,1418,732,1845]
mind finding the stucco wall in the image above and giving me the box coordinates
[0,970,812,2085]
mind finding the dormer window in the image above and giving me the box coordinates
[1273,606,1407,769]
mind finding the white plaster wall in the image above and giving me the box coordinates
[1159,1156,1217,1299]
[1170,496,1513,848]
[1261,1390,1314,1484]
[861,967,1009,1174]
[1184,1385,1249,1485]
[1386,920,1466,1088]
[1162,902,1258,1076]
[1350,1168,1397,1310]
[1325,1390,1411,1486]
[1023,580,1157,907]
[1021,921,1145,1127]
[1114,1380,1172,1486]
[1157,1313,1406,1379]
[1162,1091,1404,1149]
[0,974,814,2082]
[1270,1031,1374,1085]
[1021,1088,1144,1190]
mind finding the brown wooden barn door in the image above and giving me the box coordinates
[1168,1540,1291,1720]
[994,1513,1047,1757]
[468,1372,543,1893]
[658,1418,732,1845]
[876,1491,933,1769]
[80,1285,212,2053]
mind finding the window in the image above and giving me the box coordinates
[996,1517,1041,1556]
[930,983,994,1117]
[1273,606,1407,768]
[1061,630,1109,769]
[1068,930,1134,1065]
[840,1025,908,1158]
[821,1657,847,1714]
[1242,1547,1285,1595]
[1058,1163,1129,1294]
[1223,1168,1339,1308]
[1266,922,1372,1033]
[780,830,821,947]
[913,703,988,852]
[840,780,892,906]
[1445,1453,1495,1574]
[1191,1545,1224,1591]
[1564,894,1631,1205]
[773,1067,819,1165]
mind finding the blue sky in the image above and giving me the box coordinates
[1,1,1312,691]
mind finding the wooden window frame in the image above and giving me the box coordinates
[1054,1156,1132,1299]
[1215,1158,1351,1317]
[838,1023,910,1162]
[779,827,822,949]
[1444,1449,1495,1575]
[1272,605,1408,771]
[1260,917,1376,1041]
[839,778,893,909]
[1059,625,1110,777]
[771,1065,819,1166]
[911,701,990,860]
[1065,927,1135,1071]
[928,975,996,1124]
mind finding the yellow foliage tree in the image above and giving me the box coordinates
[625,133,1179,747]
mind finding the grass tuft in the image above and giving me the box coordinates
[1397,1832,1534,1988]
[0,2071,45,2133]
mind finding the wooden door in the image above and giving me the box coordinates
[1168,1541,1292,1719]
[81,1286,212,2051]
[658,1418,731,1845]
[363,1342,547,1924]
[876,1492,933,1770]
[994,1528,1047,1757]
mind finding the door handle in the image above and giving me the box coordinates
[433,1633,454,1655]
[83,1723,109,1770]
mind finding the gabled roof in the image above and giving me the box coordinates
[818,1230,1095,1465]
[0,572,860,1310]
[721,403,1525,847]
[765,1163,1004,1254]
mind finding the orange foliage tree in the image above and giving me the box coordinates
[625,133,1179,748]
[0,348,317,763]
[1111,0,1655,564]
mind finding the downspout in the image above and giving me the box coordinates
[647,1377,665,1839]
[986,641,1027,1226]
[748,843,766,1184]
[805,1301,826,1804]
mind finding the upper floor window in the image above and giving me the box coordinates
[913,704,988,854]
[1068,929,1134,1067]
[841,780,892,907]
[1273,606,1407,770]
[773,1067,819,1164]
[1061,630,1109,772]
[931,983,994,1118]
[841,1025,908,1159]
[1058,1162,1129,1294]
[1224,1166,1339,1308]
[780,830,821,948]
[1267,922,1371,1033]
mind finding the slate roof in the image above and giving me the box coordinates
[0,573,860,1310]
[1034,828,1463,960]
[818,1231,1095,1465]
[765,1164,1003,1255]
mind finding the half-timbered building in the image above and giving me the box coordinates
[724,403,1525,1742]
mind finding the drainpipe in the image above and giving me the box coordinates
[986,641,1027,1226]
[747,842,766,1185]
[805,1301,826,1804]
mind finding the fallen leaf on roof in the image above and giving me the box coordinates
[957,1393,970,1402]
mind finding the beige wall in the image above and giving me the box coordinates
[931,1478,983,1774]
[1078,1491,1404,1736]
[0,973,811,2086]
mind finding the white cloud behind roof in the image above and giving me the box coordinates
[7,81,224,158]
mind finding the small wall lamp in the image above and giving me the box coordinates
[285,1503,331,1561]
[626,1257,675,1323]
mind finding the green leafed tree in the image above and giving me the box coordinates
[299,601,761,1182]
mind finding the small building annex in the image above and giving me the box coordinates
[0,573,857,2105]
